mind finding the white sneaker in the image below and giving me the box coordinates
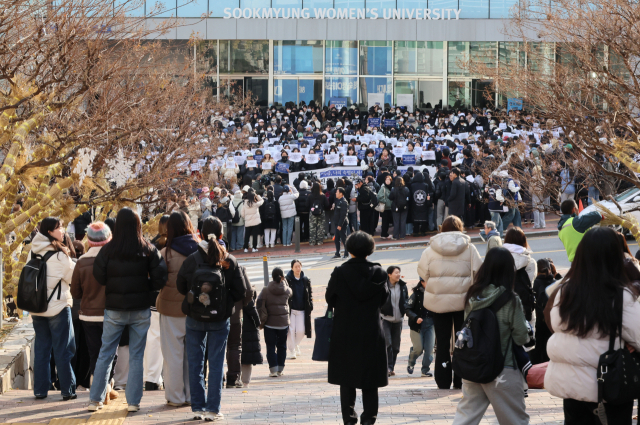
[204,412,224,422]
[277,371,284,377]
[295,345,302,356]
[269,372,278,377]
[88,401,103,411]
[127,405,140,412]
[289,353,297,359]
[252,248,258,253]
[244,249,248,253]
[193,412,205,420]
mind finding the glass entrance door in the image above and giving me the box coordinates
[274,78,322,107]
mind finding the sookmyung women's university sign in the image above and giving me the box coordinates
[223,7,462,20]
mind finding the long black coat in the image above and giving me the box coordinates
[409,173,434,222]
[286,270,314,338]
[448,176,467,217]
[326,258,389,389]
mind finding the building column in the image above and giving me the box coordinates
[268,40,274,106]
[442,41,448,109]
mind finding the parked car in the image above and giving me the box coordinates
[580,187,640,236]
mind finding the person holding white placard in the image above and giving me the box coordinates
[261,153,276,175]
[376,148,397,174]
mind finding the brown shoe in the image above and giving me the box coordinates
[109,389,119,400]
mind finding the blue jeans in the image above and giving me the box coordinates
[502,207,521,230]
[347,211,358,235]
[230,225,244,251]
[588,187,600,205]
[32,307,76,398]
[264,327,288,372]
[90,309,151,406]
[282,216,294,245]
[185,317,230,414]
[406,223,413,235]
[408,317,435,375]
[427,208,435,231]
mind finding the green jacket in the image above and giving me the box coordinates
[377,185,393,210]
[464,284,530,368]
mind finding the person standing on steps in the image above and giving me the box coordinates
[286,260,313,360]
[405,277,435,378]
[380,266,408,377]
[332,187,349,259]
[257,267,293,377]
[326,231,389,425]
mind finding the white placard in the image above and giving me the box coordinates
[225,161,236,169]
[476,126,484,131]
[458,132,468,139]
[301,148,310,155]
[249,137,259,144]
[305,154,319,164]
[190,163,201,171]
[290,152,303,163]
[215,159,225,167]
[261,161,272,170]
[427,129,435,135]
[396,94,414,113]
[272,151,282,161]
[422,151,436,160]
[234,156,246,165]
[392,147,405,156]
[246,160,257,168]
[499,123,507,130]
[325,154,340,165]
[343,156,358,166]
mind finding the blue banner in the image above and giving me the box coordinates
[368,117,381,128]
[507,98,523,112]
[275,162,290,174]
[402,154,416,165]
[375,148,383,157]
[329,97,348,110]
[456,145,465,152]
[317,151,324,160]
[383,119,398,128]
[254,155,264,162]
[357,150,366,160]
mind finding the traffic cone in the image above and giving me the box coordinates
[578,199,584,213]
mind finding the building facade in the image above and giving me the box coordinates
[137,0,551,109]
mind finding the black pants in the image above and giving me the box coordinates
[563,398,633,425]
[334,223,347,255]
[382,320,402,372]
[359,208,375,236]
[380,210,392,237]
[264,327,288,371]
[299,213,310,242]
[243,225,260,249]
[226,320,242,384]
[413,221,428,235]
[72,316,91,388]
[339,386,378,425]
[82,321,117,384]
[432,310,464,389]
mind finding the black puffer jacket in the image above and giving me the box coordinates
[380,279,408,318]
[404,285,430,332]
[175,247,246,322]
[241,288,263,365]
[93,243,168,311]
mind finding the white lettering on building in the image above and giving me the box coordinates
[222,8,462,19]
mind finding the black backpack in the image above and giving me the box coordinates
[231,201,242,224]
[216,204,232,223]
[311,198,323,216]
[514,268,535,321]
[185,252,228,322]
[395,188,408,211]
[264,200,277,220]
[17,251,62,313]
[452,291,514,384]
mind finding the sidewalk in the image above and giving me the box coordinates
[232,215,560,260]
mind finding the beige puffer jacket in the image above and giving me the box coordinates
[545,287,640,402]
[240,195,264,227]
[418,232,482,313]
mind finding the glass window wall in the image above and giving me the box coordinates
[241,0,270,8]
[325,41,357,75]
[396,0,427,11]
[209,0,236,17]
[196,40,217,74]
[177,0,208,16]
[448,80,470,109]
[449,41,497,75]
[274,41,324,75]
[219,40,269,74]
[365,0,396,17]
[274,79,299,106]
[271,0,303,13]
[359,41,392,76]
[418,81,443,109]
[359,77,392,107]
[499,41,525,69]
[325,77,357,106]
[304,0,334,16]
[393,80,417,110]
[448,41,468,76]
[529,42,555,75]
[147,0,174,17]
[490,0,517,18]
[299,80,323,106]
[428,0,459,15]
[394,41,443,75]
[115,0,145,16]
[459,0,488,19]
[334,0,365,9]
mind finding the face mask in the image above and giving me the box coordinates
[287,110,291,113]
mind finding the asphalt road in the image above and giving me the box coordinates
[238,235,640,292]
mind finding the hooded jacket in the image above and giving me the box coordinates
[545,287,640,402]
[418,232,483,313]
[257,279,292,328]
[240,195,264,227]
[464,285,530,368]
[157,234,200,317]
[503,243,537,284]
[326,258,389,389]
[278,186,299,219]
[70,246,105,320]
[409,172,434,222]
[231,192,245,227]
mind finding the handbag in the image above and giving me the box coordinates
[374,202,386,213]
[312,309,333,362]
[595,287,640,423]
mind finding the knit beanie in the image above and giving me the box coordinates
[86,222,112,247]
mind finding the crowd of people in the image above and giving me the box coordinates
[12,100,640,425]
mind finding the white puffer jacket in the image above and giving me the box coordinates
[278,186,299,219]
[28,233,75,317]
[240,195,264,227]
[503,243,537,283]
[418,232,482,313]
[545,287,640,402]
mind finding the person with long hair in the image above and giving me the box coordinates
[452,247,530,425]
[176,216,246,421]
[156,211,200,407]
[240,188,264,253]
[286,259,313,359]
[545,227,640,425]
[389,176,410,240]
[503,227,537,321]
[307,181,329,245]
[88,208,168,412]
[326,231,389,425]
[377,174,394,239]
[417,215,482,390]
[260,189,280,248]
[151,215,170,250]
[30,217,77,401]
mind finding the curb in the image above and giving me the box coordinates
[0,318,35,394]
[234,229,560,260]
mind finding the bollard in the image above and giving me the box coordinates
[263,256,269,287]
[294,216,301,253]
[222,222,228,248]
